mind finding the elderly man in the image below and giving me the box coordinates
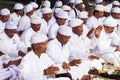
[91,17,120,69]
[0,20,27,59]
[20,33,70,80]
[48,10,68,40]
[9,3,24,27]
[20,15,42,52]
[0,8,10,33]
[18,4,34,35]
[41,7,56,35]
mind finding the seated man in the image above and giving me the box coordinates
[20,33,70,80]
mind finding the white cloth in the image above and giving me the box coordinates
[48,22,59,39]
[14,3,24,10]
[0,32,27,59]
[0,8,10,15]
[20,51,55,80]
[18,15,30,31]
[9,12,21,26]
[91,29,120,66]
[41,17,56,35]
[86,15,103,29]
[0,20,5,33]
[20,28,42,47]
[95,5,105,12]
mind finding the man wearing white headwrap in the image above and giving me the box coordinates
[48,10,68,39]
[41,7,56,35]
[112,1,120,8]
[95,0,104,5]
[0,8,10,33]
[20,15,42,52]
[90,17,120,69]
[68,19,105,79]
[68,0,75,8]
[69,0,83,19]
[9,3,24,27]
[20,33,70,80]
[17,4,34,35]
[0,20,27,60]
[41,0,51,8]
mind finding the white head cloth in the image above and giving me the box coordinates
[62,5,71,11]
[0,8,10,15]
[30,2,38,8]
[42,0,51,8]
[113,1,120,6]
[111,7,120,13]
[24,4,33,13]
[56,10,68,19]
[30,15,41,24]
[95,4,105,11]
[5,21,17,29]
[58,25,72,36]
[55,0,63,7]
[41,7,52,14]
[14,3,24,10]
[95,0,103,4]
[69,0,75,3]
[69,18,83,28]
[75,0,83,5]
[104,6,111,13]
[103,17,117,27]
[78,11,88,18]
[31,33,48,44]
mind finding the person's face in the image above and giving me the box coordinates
[76,3,83,11]
[33,40,48,53]
[57,33,71,45]
[27,9,34,17]
[69,3,74,8]
[57,18,67,25]
[104,12,110,17]
[96,11,104,18]
[72,24,83,36]
[104,26,115,34]
[18,9,24,16]
[81,18,87,24]
[1,15,10,22]
[43,12,52,21]
[5,29,17,38]
[111,13,120,19]
[31,23,41,32]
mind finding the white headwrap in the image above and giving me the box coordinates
[30,2,38,8]
[113,1,120,6]
[5,21,17,29]
[14,3,24,10]
[112,7,120,13]
[42,0,51,8]
[103,17,117,27]
[0,8,10,15]
[58,25,72,36]
[78,11,88,18]
[95,0,103,4]
[95,4,105,11]
[55,0,63,7]
[24,4,33,13]
[31,33,48,44]
[30,15,41,24]
[75,0,83,5]
[69,18,83,28]
[62,5,71,11]
[104,6,111,13]
[56,10,68,19]
[41,7,52,14]
[69,0,75,3]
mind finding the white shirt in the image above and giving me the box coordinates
[20,28,41,47]
[20,51,55,80]
[47,38,71,64]
[0,32,27,59]
[86,15,103,29]
[48,22,59,39]
[41,17,56,35]
[17,15,30,32]
[0,20,5,33]
[9,12,21,26]
[69,8,81,19]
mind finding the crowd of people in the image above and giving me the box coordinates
[0,0,120,80]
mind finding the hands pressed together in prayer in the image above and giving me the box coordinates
[44,65,59,75]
